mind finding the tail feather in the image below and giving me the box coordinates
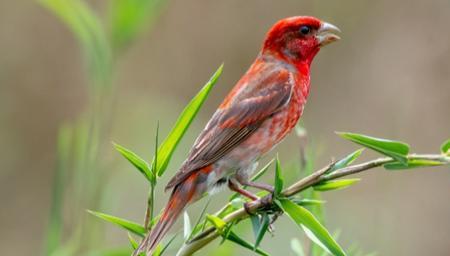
[133,173,200,256]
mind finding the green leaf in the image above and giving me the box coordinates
[253,214,270,250]
[330,149,364,173]
[225,230,270,256]
[302,171,326,255]
[113,142,153,182]
[276,199,346,256]
[293,199,326,206]
[127,233,138,250]
[206,214,227,231]
[154,64,223,177]
[152,244,162,256]
[384,159,444,170]
[188,199,210,240]
[156,233,178,256]
[250,215,261,240]
[337,132,409,164]
[313,179,361,191]
[87,210,146,237]
[274,156,284,197]
[441,139,450,155]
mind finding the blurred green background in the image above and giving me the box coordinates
[0,0,449,255]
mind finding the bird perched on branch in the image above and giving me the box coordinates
[134,16,340,255]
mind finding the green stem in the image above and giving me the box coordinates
[145,184,155,230]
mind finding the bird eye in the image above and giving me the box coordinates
[299,26,311,35]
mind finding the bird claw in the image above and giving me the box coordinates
[260,193,273,208]
[244,201,255,215]
[244,193,274,215]
[267,210,283,235]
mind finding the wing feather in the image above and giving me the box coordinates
[165,64,294,190]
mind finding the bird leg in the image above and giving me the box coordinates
[228,178,260,214]
[235,177,277,217]
[228,178,258,201]
[238,180,274,193]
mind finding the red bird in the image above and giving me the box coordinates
[134,16,340,255]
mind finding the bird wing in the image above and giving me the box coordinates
[165,63,294,190]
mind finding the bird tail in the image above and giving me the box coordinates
[133,173,200,256]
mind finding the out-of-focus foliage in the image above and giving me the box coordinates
[109,0,165,52]
[40,0,112,88]
[441,139,450,155]
[39,0,167,255]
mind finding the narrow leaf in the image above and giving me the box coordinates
[254,213,270,250]
[188,199,210,239]
[303,225,332,255]
[155,64,223,177]
[441,139,450,155]
[250,215,261,240]
[330,149,364,173]
[274,156,284,197]
[313,179,360,191]
[276,199,346,256]
[157,233,178,256]
[384,159,444,170]
[152,245,162,256]
[225,230,270,256]
[206,214,226,231]
[337,132,409,164]
[87,210,146,237]
[293,198,326,206]
[113,143,153,182]
[127,233,138,249]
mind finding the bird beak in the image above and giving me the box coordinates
[317,22,341,47]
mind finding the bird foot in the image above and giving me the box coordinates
[243,193,273,215]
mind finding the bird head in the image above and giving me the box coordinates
[262,16,340,65]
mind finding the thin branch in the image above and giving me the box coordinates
[176,153,449,256]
